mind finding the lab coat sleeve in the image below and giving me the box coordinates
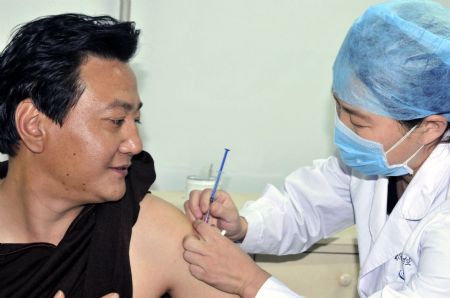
[239,155,355,255]
[255,277,304,298]
[369,209,450,298]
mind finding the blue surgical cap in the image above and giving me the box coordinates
[332,0,450,121]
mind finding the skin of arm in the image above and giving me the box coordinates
[129,194,240,298]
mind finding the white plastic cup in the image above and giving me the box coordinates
[185,175,218,199]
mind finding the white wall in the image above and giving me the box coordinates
[132,0,450,193]
[0,0,118,45]
[1,1,450,193]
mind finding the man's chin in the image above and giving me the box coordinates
[100,186,127,202]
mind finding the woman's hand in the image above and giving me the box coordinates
[184,189,247,242]
[54,290,119,298]
[183,220,270,298]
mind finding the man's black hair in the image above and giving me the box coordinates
[0,13,140,156]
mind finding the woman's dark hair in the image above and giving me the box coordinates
[0,13,140,156]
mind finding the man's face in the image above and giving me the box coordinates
[41,56,143,203]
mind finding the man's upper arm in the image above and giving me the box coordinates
[130,194,238,298]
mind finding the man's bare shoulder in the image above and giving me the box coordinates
[137,193,192,235]
[130,193,238,298]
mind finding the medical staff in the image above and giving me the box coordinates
[183,0,450,297]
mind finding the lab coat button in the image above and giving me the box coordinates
[338,273,352,287]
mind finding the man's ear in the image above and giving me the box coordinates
[420,115,448,145]
[15,99,46,154]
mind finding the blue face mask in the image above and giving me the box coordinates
[334,115,423,176]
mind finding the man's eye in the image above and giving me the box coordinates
[135,118,141,124]
[111,119,125,126]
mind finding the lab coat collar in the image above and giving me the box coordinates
[399,143,450,220]
[360,143,450,290]
[359,215,412,293]
[368,177,388,242]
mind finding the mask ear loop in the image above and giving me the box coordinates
[402,144,424,166]
[386,125,418,154]
[386,124,424,174]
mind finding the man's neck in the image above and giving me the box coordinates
[0,159,84,245]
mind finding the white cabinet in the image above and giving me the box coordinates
[154,191,360,298]
[254,226,359,298]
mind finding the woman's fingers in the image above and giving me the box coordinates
[54,290,119,298]
[182,219,270,296]
[185,189,216,219]
[102,294,119,298]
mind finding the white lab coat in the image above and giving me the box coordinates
[240,142,450,297]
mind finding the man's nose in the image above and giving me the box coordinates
[120,125,143,155]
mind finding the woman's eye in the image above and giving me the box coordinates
[349,115,367,128]
[351,121,366,129]
[135,118,141,124]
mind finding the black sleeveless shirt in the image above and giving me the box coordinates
[0,151,156,298]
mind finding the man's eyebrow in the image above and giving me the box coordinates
[105,99,143,111]
[333,94,370,120]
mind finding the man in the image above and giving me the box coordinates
[0,13,237,298]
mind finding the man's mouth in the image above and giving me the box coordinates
[110,164,131,176]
